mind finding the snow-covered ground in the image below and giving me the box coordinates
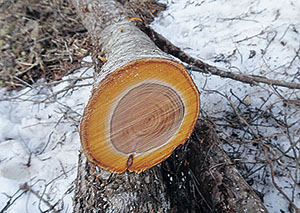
[152,0,300,212]
[0,61,94,212]
[0,0,299,212]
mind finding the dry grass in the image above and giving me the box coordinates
[0,0,92,90]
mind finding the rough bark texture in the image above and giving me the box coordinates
[73,119,269,212]
[71,0,170,85]
[71,0,173,211]
[70,0,128,40]
[161,119,269,212]
[74,0,199,174]
[71,0,269,212]
[73,152,169,212]
[95,20,170,85]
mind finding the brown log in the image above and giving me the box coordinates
[73,120,269,212]
[161,119,269,212]
[73,152,170,212]
[71,0,198,212]
[71,0,199,174]
[71,0,269,212]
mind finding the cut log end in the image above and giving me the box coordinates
[110,83,185,154]
[80,57,200,173]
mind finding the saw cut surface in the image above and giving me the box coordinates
[80,58,200,173]
[110,83,184,154]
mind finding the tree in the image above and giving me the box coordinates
[71,0,268,212]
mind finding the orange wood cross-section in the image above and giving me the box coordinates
[80,58,200,173]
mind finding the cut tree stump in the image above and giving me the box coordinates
[72,0,199,174]
[72,0,198,212]
[71,0,269,212]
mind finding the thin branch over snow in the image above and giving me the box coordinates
[142,26,300,90]
[0,66,94,213]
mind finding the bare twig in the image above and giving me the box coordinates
[217,90,299,211]
[59,160,68,178]
[0,75,93,102]
[189,168,214,212]
[0,189,26,213]
[20,183,59,213]
[38,131,54,155]
[263,148,300,213]
[142,25,300,89]
[200,85,300,210]
[289,46,300,68]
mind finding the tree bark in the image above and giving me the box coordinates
[73,152,170,212]
[71,0,269,212]
[73,119,269,212]
[161,119,269,212]
[71,0,197,211]
[71,0,173,211]
[72,0,199,174]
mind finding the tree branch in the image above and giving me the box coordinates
[140,24,300,90]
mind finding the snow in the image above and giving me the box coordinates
[152,0,300,212]
[0,0,299,212]
[0,67,94,212]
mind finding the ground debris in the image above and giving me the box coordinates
[0,0,92,90]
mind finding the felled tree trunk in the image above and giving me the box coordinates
[73,152,169,212]
[71,0,269,212]
[72,0,199,174]
[71,0,199,211]
[162,119,269,212]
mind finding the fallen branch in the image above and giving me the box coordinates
[263,148,300,213]
[139,25,300,90]
[212,90,300,212]
[162,119,269,212]
[20,183,59,213]
[0,189,26,213]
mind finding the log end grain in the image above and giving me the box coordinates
[80,57,200,173]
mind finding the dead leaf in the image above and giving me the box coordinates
[244,95,250,105]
